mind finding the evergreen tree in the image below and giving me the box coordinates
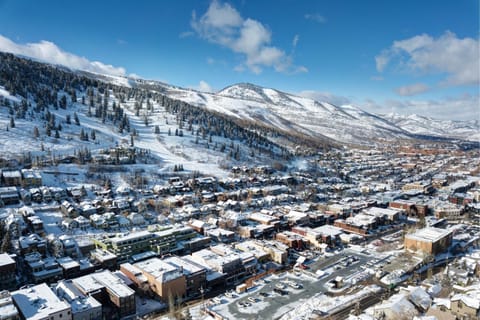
[90,130,96,140]
[60,95,67,109]
[55,129,60,139]
[80,128,85,140]
[66,114,71,124]
[154,125,160,134]
[9,117,15,128]
[33,126,39,138]
[74,112,80,125]
[0,229,11,253]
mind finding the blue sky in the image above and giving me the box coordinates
[0,0,478,120]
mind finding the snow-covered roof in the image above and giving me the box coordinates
[0,253,15,266]
[406,227,452,243]
[451,293,480,309]
[93,270,134,298]
[164,256,206,275]
[135,258,183,283]
[12,283,71,320]
[313,225,344,237]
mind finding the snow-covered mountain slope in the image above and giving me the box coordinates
[1,52,477,153]
[383,113,480,142]
[134,82,417,145]
[141,82,478,145]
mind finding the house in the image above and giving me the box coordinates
[451,292,480,319]
[373,293,419,320]
[21,169,42,188]
[12,283,72,320]
[2,171,22,187]
[24,253,63,284]
[0,187,19,205]
[54,280,102,320]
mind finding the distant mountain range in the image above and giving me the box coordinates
[127,79,479,146]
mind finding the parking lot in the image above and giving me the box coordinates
[209,248,382,319]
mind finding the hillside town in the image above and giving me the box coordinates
[0,142,478,320]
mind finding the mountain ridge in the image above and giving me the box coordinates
[0,52,478,148]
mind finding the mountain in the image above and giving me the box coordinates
[0,51,478,168]
[383,113,480,142]
[135,81,478,146]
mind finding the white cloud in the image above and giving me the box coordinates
[190,80,214,93]
[304,13,327,24]
[179,31,195,38]
[191,0,306,74]
[0,34,126,76]
[292,34,299,47]
[395,83,430,96]
[376,31,480,87]
[299,90,351,106]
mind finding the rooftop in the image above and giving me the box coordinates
[0,253,15,266]
[406,227,452,243]
[12,283,70,320]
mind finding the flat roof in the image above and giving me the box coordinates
[0,253,15,266]
[93,270,134,298]
[135,258,183,283]
[12,283,70,320]
[164,256,205,275]
[313,225,344,237]
[406,227,452,243]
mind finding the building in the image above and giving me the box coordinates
[21,170,42,188]
[54,280,102,320]
[275,231,306,249]
[404,227,453,255]
[90,249,117,270]
[0,254,16,291]
[451,293,480,319]
[93,226,199,264]
[0,187,19,205]
[235,240,288,265]
[434,202,464,220]
[402,181,433,194]
[164,256,206,298]
[0,290,19,320]
[24,253,63,284]
[72,270,135,318]
[389,200,428,218]
[2,171,22,187]
[191,248,245,285]
[118,263,150,295]
[134,258,186,301]
[12,283,72,320]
